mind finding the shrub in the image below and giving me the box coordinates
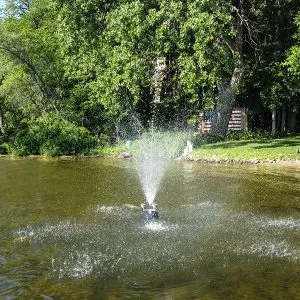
[10,114,97,156]
[0,142,9,154]
[192,130,273,147]
[192,134,225,147]
[226,130,272,141]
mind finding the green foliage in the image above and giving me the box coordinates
[192,134,225,147]
[0,0,300,154]
[286,13,300,75]
[55,0,241,124]
[225,130,272,141]
[9,114,97,156]
[243,1,300,111]
[192,130,273,147]
[0,134,9,154]
[93,144,127,157]
[285,12,300,108]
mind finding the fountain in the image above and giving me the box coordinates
[140,202,159,219]
[135,130,191,219]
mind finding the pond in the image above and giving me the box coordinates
[0,157,299,299]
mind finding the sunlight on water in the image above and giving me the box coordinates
[266,217,300,229]
[12,205,300,282]
[94,205,116,214]
[234,240,299,261]
[1,158,299,299]
[143,222,179,232]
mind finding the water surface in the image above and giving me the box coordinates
[0,158,299,299]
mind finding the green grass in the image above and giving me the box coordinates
[192,136,300,161]
[92,144,127,156]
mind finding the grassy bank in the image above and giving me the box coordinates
[96,135,300,164]
[191,136,300,162]
[1,134,299,164]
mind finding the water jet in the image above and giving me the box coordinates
[135,131,191,219]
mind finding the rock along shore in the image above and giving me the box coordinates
[1,153,299,167]
[177,155,300,166]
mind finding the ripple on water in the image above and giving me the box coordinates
[143,221,179,232]
[11,206,300,281]
[265,217,300,229]
[93,205,116,214]
[0,275,19,295]
[52,252,95,279]
[234,240,300,261]
[13,221,81,243]
[182,201,221,208]
[89,205,137,219]
[219,212,300,262]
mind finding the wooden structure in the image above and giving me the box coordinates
[199,107,247,133]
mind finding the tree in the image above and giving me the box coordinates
[285,12,300,134]
[0,0,65,114]
[286,13,300,74]
[240,1,300,135]
[55,0,247,132]
[1,0,299,148]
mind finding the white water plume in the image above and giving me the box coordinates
[135,131,191,205]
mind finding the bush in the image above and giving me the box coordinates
[10,114,97,156]
[225,130,272,141]
[192,130,272,147]
[192,134,225,147]
[0,142,9,154]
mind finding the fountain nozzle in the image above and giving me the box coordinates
[141,203,158,219]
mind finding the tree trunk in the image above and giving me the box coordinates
[211,0,245,136]
[271,108,276,136]
[211,84,236,135]
[280,106,286,134]
[288,111,297,134]
[211,57,243,136]
[151,56,167,104]
[0,107,4,134]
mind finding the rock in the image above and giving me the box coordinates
[117,152,131,159]
[249,158,260,164]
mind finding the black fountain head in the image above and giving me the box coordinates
[141,203,159,219]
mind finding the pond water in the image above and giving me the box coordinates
[0,157,299,299]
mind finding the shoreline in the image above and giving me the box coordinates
[1,153,299,167]
[180,155,300,167]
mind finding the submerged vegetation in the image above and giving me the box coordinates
[0,0,300,156]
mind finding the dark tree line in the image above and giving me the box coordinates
[0,0,299,154]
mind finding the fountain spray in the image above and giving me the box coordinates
[135,130,192,219]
